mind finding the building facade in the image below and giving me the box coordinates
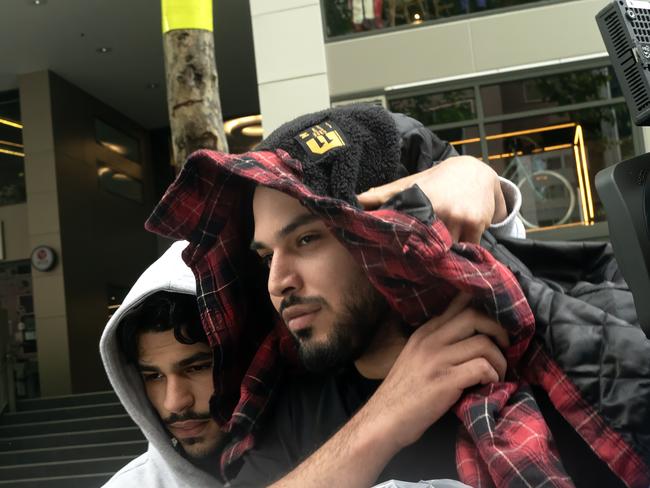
[251,0,639,243]
[0,0,641,400]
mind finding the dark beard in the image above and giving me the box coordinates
[298,283,389,373]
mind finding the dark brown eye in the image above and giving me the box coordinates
[260,254,273,268]
[298,234,319,246]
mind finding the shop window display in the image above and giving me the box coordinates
[386,64,636,232]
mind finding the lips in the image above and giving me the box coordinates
[168,420,208,439]
[282,304,321,331]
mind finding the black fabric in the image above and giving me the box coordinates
[228,367,625,488]
[228,366,460,487]
[390,112,459,177]
[380,184,436,225]
[257,104,401,204]
[531,385,625,488]
[482,232,650,473]
[256,105,457,206]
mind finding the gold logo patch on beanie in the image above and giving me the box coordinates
[295,121,347,160]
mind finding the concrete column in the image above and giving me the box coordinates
[18,71,71,396]
[249,0,331,134]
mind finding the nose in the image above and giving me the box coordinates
[267,251,301,299]
[163,375,194,414]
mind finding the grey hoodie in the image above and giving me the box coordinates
[99,241,221,487]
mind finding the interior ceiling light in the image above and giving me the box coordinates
[0,117,23,129]
[96,47,112,54]
[30,0,47,5]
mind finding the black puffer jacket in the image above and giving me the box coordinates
[389,111,650,485]
[392,110,650,485]
[483,232,650,487]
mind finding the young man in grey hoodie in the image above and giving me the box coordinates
[99,241,223,487]
[99,113,525,486]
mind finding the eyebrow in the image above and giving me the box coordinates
[137,351,213,372]
[250,213,321,251]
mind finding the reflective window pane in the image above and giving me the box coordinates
[484,103,633,229]
[435,126,482,158]
[94,119,140,162]
[97,165,143,203]
[480,67,622,117]
[324,0,548,38]
[389,88,476,126]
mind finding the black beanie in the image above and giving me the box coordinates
[257,104,402,205]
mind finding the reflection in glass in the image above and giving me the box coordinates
[480,67,621,117]
[389,88,476,126]
[436,126,481,158]
[94,119,140,162]
[97,166,143,203]
[485,104,633,229]
[324,0,545,38]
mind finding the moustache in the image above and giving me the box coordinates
[279,295,327,317]
[163,411,212,425]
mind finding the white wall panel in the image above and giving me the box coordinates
[259,74,330,133]
[253,4,328,84]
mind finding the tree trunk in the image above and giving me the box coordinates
[163,29,228,170]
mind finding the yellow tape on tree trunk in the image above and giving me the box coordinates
[161,0,213,33]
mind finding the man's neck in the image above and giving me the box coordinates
[354,317,407,380]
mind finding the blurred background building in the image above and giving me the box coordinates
[0,0,633,402]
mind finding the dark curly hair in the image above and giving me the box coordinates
[118,291,207,364]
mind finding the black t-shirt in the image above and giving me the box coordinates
[228,365,627,488]
[229,365,460,487]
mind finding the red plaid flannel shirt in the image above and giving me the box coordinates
[146,149,649,487]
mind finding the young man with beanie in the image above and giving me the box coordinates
[146,105,650,487]
[100,241,224,487]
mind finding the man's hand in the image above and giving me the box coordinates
[269,294,509,488]
[361,293,509,451]
[357,156,507,243]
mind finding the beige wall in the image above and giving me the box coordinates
[48,72,157,394]
[0,204,29,261]
[19,71,71,396]
[326,0,610,98]
[250,0,331,133]
[16,71,158,396]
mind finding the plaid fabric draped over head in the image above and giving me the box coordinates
[147,140,576,487]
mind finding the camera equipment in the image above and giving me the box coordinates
[596,0,650,335]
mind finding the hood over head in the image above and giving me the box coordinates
[145,105,537,480]
[99,241,219,487]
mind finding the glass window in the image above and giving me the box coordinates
[435,126,482,158]
[380,64,637,233]
[94,118,141,162]
[323,0,549,39]
[484,103,633,229]
[480,67,622,117]
[97,164,143,203]
[0,91,25,207]
[389,88,476,126]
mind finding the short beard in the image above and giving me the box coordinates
[164,411,217,459]
[298,282,389,373]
